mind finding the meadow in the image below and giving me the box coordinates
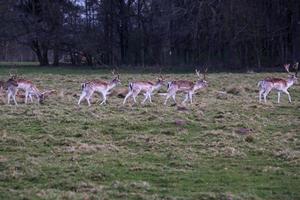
[0,66,299,200]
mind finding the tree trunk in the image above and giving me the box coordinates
[31,40,49,66]
[53,48,59,66]
[41,45,49,66]
[86,54,93,66]
[291,1,300,61]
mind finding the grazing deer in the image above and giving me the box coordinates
[123,76,164,105]
[78,71,121,106]
[258,63,298,103]
[17,79,45,104]
[7,75,49,105]
[164,69,208,105]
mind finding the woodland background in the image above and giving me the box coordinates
[0,0,300,70]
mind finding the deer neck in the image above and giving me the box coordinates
[192,81,200,92]
[107,82,116,91]
[152,83,161,91]
[286,77,295,88]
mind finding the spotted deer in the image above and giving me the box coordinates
[258,63,298,103]
[164,69,208,105]
[7,75,49,105]
[123,76,164,105]
[6,76,19,105]
[78,71,121,106]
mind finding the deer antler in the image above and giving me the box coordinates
[111,69,116,76]
[195,67,208,80]
[284,64,290,73]
[195,69,201,79]
[112,68,120,79]
[158,68,164,80]
[9,68,18,79]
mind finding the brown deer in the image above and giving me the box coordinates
[7,73,54,105]
[6,76,19,105]
[78,71,121,106]
[258,63,298,103]
[164,69,208,105]
[123,76,164,105]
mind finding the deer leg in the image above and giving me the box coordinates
[12,93,18,105]
[9,89,18,105]
[85,91,93,106]
[100,92,107,105]
[172,93,176,103]
[86,98,91,106]
[29,94,33,102]
[123,91,132,104]
[7,90,12,105]
[25,90,29,104]
[189,92,193,104]
[283,90,292,103]
[263,88,271,103]
[182,94,189,104]
[148,93,153,103]
[164,93,171,105]
[142,92,150,104]
[277,92,281,103]
[259,89,264,102]
[165,90,176,105]
[132,90,140,104]
[78,91,86,105]
[132,93,138,103]
[85,92,93,106]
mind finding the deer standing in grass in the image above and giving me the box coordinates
[164,69,208,105]
[78,71,121,106]
[258,63,298,103]
[7,75,50,105]
[5,77,19,105]
[123,76,164,105]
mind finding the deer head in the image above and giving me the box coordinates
[111,69,121,85]
[195,67,208,80]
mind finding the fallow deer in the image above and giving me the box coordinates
[123,76,164,105]
[164,69,208,105]
[11,77,47,104]
[6,71,54,105]
[6,77,19,105]
[78,71,121,106]
[258,63,298,103]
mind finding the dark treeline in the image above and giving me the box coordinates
[0,0,300,70]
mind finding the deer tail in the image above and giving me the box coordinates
[81,83,86,90]
[257,80,263,88]
[129,82,133,91]
[167,81,173,91]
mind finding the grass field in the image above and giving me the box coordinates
[0,66,299,200]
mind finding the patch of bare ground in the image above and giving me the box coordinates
[55,142,122,154]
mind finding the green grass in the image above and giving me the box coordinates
[0,66,299,199]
